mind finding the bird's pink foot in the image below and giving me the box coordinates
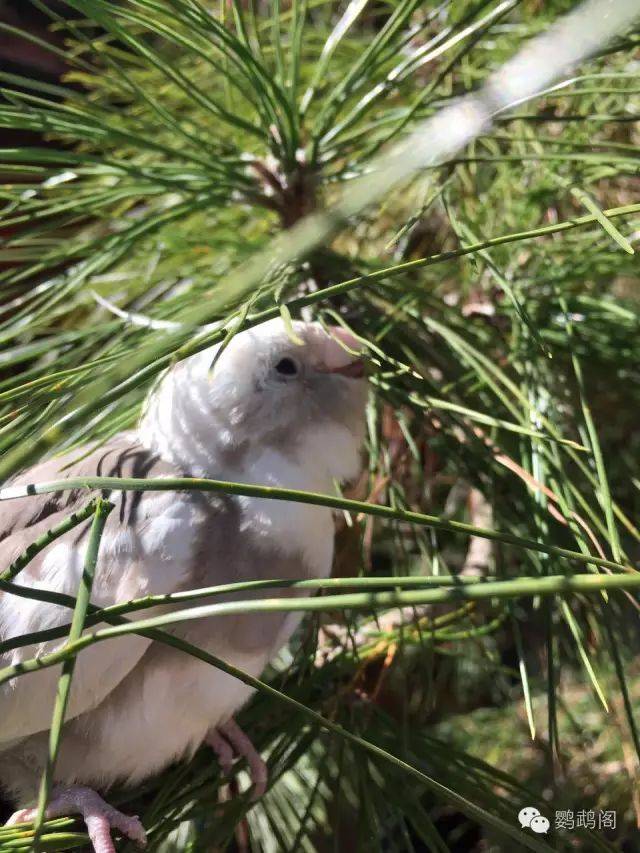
[6,785,146,853]
[206,718,268,800]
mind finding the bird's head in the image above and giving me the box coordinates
[140,319,368,484]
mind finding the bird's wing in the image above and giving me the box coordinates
[0,435,202,744]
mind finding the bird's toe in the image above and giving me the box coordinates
[5,786,147,853]
[5,807,37,826]
[109,811,147,847]
[85,813,120,853]
[217,718,269,800]
[81,793,148,852]
[248,755,268,801]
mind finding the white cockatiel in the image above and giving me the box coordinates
[0,319,368,853]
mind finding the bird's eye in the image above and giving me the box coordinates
[274,357,299,377]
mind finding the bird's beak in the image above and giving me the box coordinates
[317,326,367,379]
[319,359,366,379]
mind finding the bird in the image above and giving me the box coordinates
[0,318,368,853]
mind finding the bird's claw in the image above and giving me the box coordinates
[6,785,146,853]
[207,717,268,800]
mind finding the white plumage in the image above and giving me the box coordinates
[0,319,368,852]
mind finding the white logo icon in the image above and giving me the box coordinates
[518,807,540,829]
[530,815,550,834]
